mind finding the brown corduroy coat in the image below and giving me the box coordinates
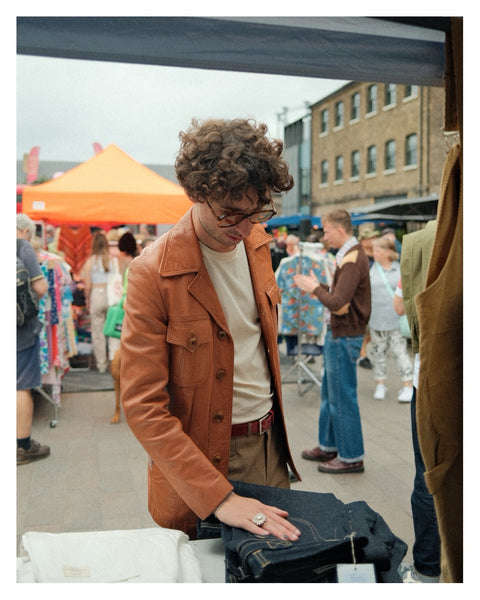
[416,143,463,583]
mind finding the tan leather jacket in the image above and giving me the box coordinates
[121,209,298,538]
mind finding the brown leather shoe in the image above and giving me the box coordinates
[301,446,337,462]
[317,457,364,474]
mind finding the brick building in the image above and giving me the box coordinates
[309,81,445,218]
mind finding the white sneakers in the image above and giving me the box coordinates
[373,384,413,402]
[398,562,440,583]
[397,387,413,403]
[374,383,387,400]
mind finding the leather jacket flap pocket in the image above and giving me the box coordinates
[167,318,212,386]
[265,277,281,306]
[166,318,212,352]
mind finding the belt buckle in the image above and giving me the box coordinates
[257,411,270,435]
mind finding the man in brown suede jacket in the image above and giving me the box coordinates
[294,209,371,473]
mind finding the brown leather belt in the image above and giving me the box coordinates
[231,410,274,437]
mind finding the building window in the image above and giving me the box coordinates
[367,84,377,114]
[334,101,344,128]
[335,155,344,181]
[300,168,310,198]
[350,92,360,120]
[405,133,418,166]
[350,150,360,178]
[367,145,377,174]
[321,160,329,184]
[404,85,419,99]
[320,108,329,134]
[385,84,396,107]
[384,139,396,170]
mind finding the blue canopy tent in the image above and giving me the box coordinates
[266,193,438,232]
[265,214,322,229]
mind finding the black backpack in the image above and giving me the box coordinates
[16,239,40,327]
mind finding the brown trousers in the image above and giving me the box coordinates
[227,420,290,489]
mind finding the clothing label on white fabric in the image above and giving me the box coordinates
[336,563,376,583]
[62,565,91,578]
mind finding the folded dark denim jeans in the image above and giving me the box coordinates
[201,481,406,583]
[343,501,408,582]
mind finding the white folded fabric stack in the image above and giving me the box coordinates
[18,527,203,583]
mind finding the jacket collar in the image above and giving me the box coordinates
[159,208,272,276]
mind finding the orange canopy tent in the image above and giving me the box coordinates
[22,144,192,226]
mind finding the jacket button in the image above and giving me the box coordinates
[216,369,226,380]
[213,413,224,423]
[212,455,221,465]
[217,330,227,340]
[188,335,198,349]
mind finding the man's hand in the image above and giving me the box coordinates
[293,270,320,295]
[215,493,301,541]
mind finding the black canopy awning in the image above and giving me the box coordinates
[17,16,448,86]
[350,195,439,223]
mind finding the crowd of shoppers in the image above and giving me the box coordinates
[17,220,150,466]
[17,118,440,582]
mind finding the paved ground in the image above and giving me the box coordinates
[17,344,416,567]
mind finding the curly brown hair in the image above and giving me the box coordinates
[175,118,294,206]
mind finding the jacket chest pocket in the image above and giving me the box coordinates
[266,277,281,308]
[166,318,212,386]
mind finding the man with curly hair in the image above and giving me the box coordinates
[121,119,301,542]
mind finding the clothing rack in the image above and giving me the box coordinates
[281,243,325,396]
[34,386,59,428]
[35,252,77,427]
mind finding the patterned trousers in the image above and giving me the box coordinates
[369,328,413,382]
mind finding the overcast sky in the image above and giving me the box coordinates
[16,54,347,166]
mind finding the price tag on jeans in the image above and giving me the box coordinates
[336,563,376,583]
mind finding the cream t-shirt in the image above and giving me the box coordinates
[200,241,273,425]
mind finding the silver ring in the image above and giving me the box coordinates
[252,512,267,527]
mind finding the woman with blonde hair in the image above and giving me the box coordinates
[369,236,413,402]
[82,232,119,373]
